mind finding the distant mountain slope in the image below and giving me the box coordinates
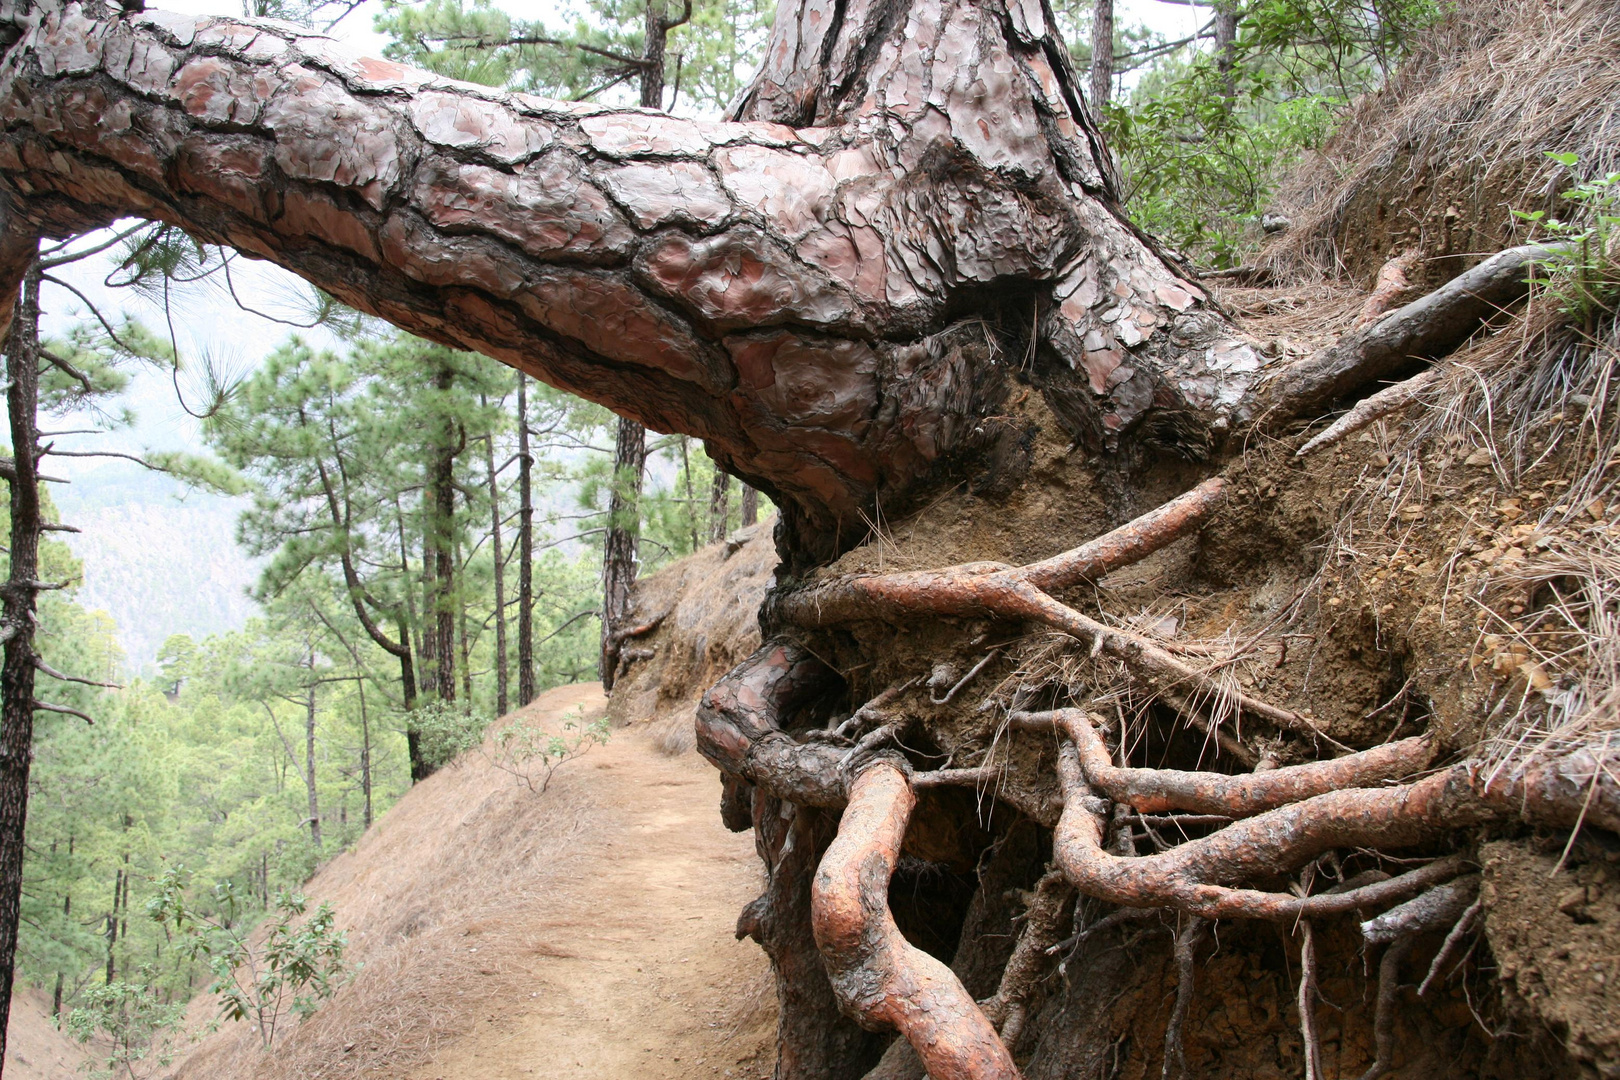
[51,463,259,672]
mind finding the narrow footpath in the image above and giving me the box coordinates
[406,690,776,1080]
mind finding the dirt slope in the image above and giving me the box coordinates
[170,683,775,1080]
[5,989,86,1080]
[608,518,778,749]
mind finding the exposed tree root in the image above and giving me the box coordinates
[1015,709,1430,815]
[1355,875,1481,1080]
[978,870,1074,1051]
[1359,934,1416,1080]
[1037,709,1615,919]
[811,763,1021,1080]
[1295,368,1440,457]
[1161,916,1206,1080]
[1417,896,1483,998]
[1252,242,1571,424]
[1298,919,1324,1080]
[696,641,851,808]
[739,795,883,1080]
[771,480,1323,738]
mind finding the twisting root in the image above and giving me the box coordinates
[1162,917,1206,1080]
[1015,710,1430,816]
[696,640,851,808]
[772,481,1324,738]
[1041,709,1616,919]
[1298,920,1323,1080]
[978,871,1075,1051]
[1359,934,1416,1080]
[811,763,1022,1080]
[1418,897,1484,997]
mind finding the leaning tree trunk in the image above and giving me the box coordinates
[0,0,1258,570]
[4,4,1590,1078]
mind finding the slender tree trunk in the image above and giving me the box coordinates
[680,436,699,552]
[358,678,373,830]
[305,682,322,851]
[1215,1,1239,98]
[426,364,459,708]
[709,467,732,544]
[1090,0,1114,107]
[740,486,759,528]
[482,410,509,715]
[600,417,647,691]
[456,532,472,705]
[516,373,536,707]
[0,247,43,1066]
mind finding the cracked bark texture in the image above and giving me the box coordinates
[0,0,1264,563]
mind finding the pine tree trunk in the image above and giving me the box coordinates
[358,678,373,830]
[1090,0,1114,107]
[428,365,458,706]
[600,416,646,691]
[0,245,42,1068]
[516,373,536,707]
[483,414,509,716]
[740,485,759,528]
[709,466,731,544]
[304,683,321,851]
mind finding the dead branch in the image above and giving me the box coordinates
[811,763,1021,1080]
[1014,710,1430,815]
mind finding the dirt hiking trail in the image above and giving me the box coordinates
[407,686,776,1080]
[172,681,776,1080]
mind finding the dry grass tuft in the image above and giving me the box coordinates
[1261,0,1620,285]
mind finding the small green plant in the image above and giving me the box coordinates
[1514,152,1620,326]
[146,869,349,1049]
[64,970,187,1080]
[406,698,490,771]
[483,709,610,793]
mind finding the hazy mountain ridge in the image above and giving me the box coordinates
[52,464,259,671]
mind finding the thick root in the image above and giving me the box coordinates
[1252,241,1572,423]
[1016,710,1430,816]
[812,763,1022,1080]
[696,640,851,808]
[1043,711,1616,919]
